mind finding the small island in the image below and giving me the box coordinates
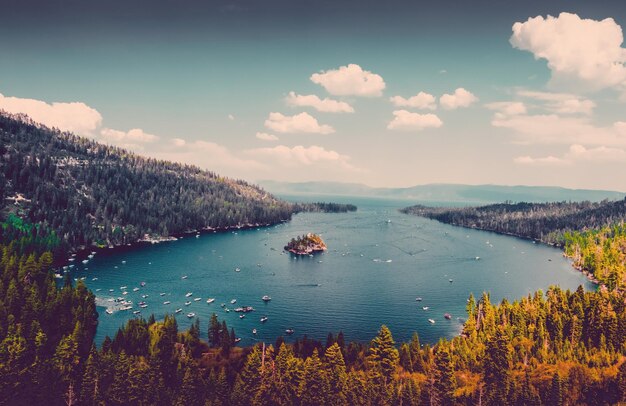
[284,233,327,255]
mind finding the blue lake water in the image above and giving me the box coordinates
[71,196,594,346]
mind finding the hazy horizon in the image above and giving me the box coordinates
[1,0,626,190]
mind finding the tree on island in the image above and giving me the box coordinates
[284,233,327,255]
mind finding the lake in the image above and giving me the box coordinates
[71,196,594,346]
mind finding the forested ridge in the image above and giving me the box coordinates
[0,112,297,253]
[402,200,626,246]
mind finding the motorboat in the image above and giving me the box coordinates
[194,297,201,302]
[185,301,191,306]
[415,297,423,301]
[262,295,271,302]
[230,299,237,304]
[185,292,193,297]
[181,275,188,279]
[163,301,171,305]
[207,298,215,304]
[105,309,113,315]
[175,308,182,314]
[444,313,452,320]
[260,316,268,323]
[252,329,257,335]
[285,329,295,335]
[423,306,429,310]
[187,313,195,318]
[428,319,436,324]
[239,314,245,319]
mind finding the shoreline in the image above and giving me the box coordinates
[408,216,601,288]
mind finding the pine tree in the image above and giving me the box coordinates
[433,342,456,405]
[325,343,348,405]
[299,348,330,406]
[483,327,511,405]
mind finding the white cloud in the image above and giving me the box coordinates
[172,138,186,147]
[285,92,354,113]
[310,64,386,97]
[517,90,595,115]
[255,132,279,141]
[485,101,527,116]
[228,114,235,121]
[514,155,567,166]
[440,88,478,110]
[100,128,158,143]
[389,92,437,110]
[566,144,626,162]
[387,110,443,131]
[0,93,102,135]
[510,12,626,92]
[264,112,334,134]
[157,139,265,172]
[245,144,359,171]
[515,144,626,166]
[492,113,626,146]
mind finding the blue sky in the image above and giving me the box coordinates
[1,0,626,190]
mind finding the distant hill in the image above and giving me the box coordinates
[0,112,294,251]
[259,180,625,204]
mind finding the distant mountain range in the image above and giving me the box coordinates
[258,180,625,204]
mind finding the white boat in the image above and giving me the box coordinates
[260,316,268,323]
[92,277,98,281]
[185,301,191,306]
[120,286,127,290]
[234,268,241,272]
[160,293,166,296]
[185,292,193,297]
[252,329,257,335]
[82,260,89,264]
[133,287,140,292]
[262,295,271,302]
[105,309,113,315]
[428,319,436,324]
[181,275,188,279]
[475,256,480,260]
[54,273,63,279]
[120,305,133,311]
[207,298,215,304]
[230,299,237,304]
[220,303,226,307]
[122,261,126,264]
[239,314,245,319]
[234,337,241,343]
[95,288,101,292]
[109,289,114,292]
[122,291,128,295]
[142,294,149,298]
[133,310,141,315]
[225,308,230,312]
[415,297,423,301]
[187,313,195,318]
[175,308,182,314]
[163,301,171,305]
[449,279,453,283]
[194,297,201,302]
[285,329,295,335]
[140,304,148,308]
[422,306,429,310]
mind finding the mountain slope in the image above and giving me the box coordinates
[0,112,293,251]
[259,180,625,203]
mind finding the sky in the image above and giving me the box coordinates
[1,0,626,191]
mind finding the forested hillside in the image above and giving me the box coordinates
[402,200,626,246]
[0,112,295,252]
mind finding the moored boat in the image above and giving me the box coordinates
[207,298,215,304]
[262,295,271,302]
[187,312,195,318]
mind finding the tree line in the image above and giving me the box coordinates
[402,200,626,246]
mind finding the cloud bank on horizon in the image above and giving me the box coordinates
[0,10,625,190]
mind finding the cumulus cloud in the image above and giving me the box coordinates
[485,101,527,116]
[439,88,478,110]
[264,112,334,134]
[517,90,595,115]
[492,114,626,146]
[172,138,186,147]
[389,92,437,110]
[0,93,102,135]
[515,144,626,166]
[310,64,386,97]
[387,110,443,131]
[510,12,626,92]
[245,144,359,171]
[514,155,567,166]
[100,128,158,143]
[255,132,279,141]
[228,114,235,121]
[285,92,354,113]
